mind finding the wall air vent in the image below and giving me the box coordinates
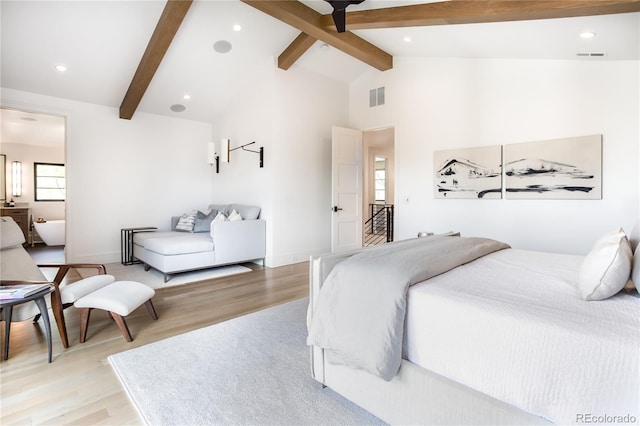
[577,52,607,57]
[369,87,385,107]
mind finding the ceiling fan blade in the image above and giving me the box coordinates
[326,0,365,33]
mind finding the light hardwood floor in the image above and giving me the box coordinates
[0,261,309,425]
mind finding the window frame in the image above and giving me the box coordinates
[34,162,66,202]
[374,157,387,203]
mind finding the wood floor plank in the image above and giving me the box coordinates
[1,261,309,425]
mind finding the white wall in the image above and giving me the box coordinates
[5,57,633,265]
[270,68,348,266]
[2,62,348,267]
[214,62,348,266]
[350,58,639,255]
[1,88,213,263]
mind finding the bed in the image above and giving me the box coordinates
[307,230,640,425]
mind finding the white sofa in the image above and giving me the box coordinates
[132,204,266,282]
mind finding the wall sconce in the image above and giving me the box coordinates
[207,142,220,173]
[219,139,263,169]
[11,161,22,197]
[220,138,230,164]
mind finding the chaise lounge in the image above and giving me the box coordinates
[132,204,266,282]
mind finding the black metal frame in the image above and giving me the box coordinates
[120,227,157,265]
[364,204,394,246]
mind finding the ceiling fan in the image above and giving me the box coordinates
[325,0,365,33]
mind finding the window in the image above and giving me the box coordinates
[375,157,386,202]
[34,162,65,201]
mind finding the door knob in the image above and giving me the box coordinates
[332,206,343,212]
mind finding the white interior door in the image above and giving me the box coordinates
[331,126,363,252]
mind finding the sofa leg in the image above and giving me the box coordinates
[164,274,171,283]
[144,263,150,271]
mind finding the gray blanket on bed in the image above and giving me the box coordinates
[307,236,510,381]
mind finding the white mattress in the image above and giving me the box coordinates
[404,249,640,425]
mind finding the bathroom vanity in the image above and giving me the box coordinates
[1,207,31,246]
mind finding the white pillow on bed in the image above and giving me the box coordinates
[632,247,640,294]
[578,228,633,300]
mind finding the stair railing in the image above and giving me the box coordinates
[364,204,394,246]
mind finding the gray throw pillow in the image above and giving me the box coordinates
[194,209,217,233]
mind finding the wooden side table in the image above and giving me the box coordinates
[0,286,54,363]
[121,227,157,265]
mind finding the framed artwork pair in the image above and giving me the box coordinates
[433,134,602,200]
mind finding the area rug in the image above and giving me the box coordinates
[79,262,252,289]
[108,298,385,425]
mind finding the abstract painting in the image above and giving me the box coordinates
[504,135,602,199]
[434,145,502,199]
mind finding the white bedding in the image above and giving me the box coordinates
[404,249,640,425]
[307,236,508,380]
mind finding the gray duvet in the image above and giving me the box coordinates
[306,236,509,380]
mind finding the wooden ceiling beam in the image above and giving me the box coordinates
[241,0,392,71]
[258,0,639,73]
[319,0,640,30]
[278,32,317,70]
[119,0,192,120]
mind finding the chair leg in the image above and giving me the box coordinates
[51,292,69,348]
[145,300,158,320]
[111,313,133,342]
[78,308,91,343]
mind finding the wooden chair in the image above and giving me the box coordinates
[0,217,115,349]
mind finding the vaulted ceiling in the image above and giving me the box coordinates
[1,0,639,126]
[120,0,640,119]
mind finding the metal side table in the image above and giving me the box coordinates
[0,286,54,363]
[121,227,157,265]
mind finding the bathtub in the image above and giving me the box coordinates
[33,220,65,246]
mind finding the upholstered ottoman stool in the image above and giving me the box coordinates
[74,281,158,343]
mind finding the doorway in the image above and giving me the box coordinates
[363,127,395,246]
[331,126,395,252]
[0,108,66,251]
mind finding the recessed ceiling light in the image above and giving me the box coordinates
[233,24,242,32]
[213,40,232,54]
[170,104,186,112]
[403,36,412,43]
[55,64,67,72]
[183,94,191,100]
[580,31,596,39]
